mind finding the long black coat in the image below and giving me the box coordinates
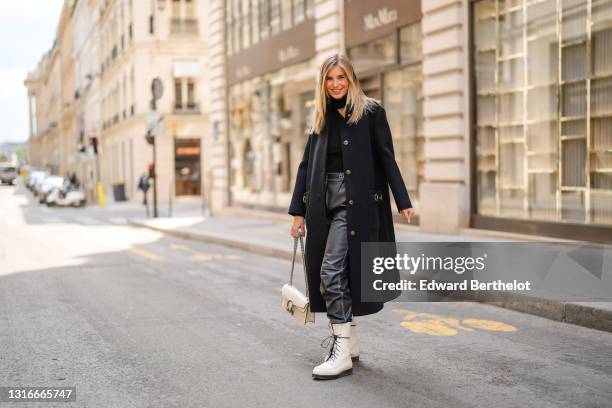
[288,103,412,316]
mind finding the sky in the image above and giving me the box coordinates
[0,0,64,144]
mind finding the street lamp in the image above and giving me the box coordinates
[145,77,164,218]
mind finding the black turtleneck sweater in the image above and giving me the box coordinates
[326,96,347,173]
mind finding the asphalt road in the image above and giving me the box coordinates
[1,184,611,408]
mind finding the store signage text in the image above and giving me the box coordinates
[364,7,398,31]
[278,46,300,63]
[176,146,201,156]
[227,19,315,86]
[235,66,252,80]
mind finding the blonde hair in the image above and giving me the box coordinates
[312,54,378,134]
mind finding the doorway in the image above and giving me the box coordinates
[174,138,201,196]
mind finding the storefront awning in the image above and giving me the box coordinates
[173,60,200,78]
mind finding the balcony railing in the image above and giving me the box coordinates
[174,102,200,114]
[171,18,198,35]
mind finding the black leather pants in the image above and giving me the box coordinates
[320,172,352,324]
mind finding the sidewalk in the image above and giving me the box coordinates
[126,205,612,333]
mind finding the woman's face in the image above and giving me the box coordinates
[325,66,349,100]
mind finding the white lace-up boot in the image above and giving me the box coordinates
[312,322,352,380]
[350,320,359,361]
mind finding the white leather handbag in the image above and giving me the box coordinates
[281,228,315,325]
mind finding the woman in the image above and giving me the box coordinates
[288,54,414,380]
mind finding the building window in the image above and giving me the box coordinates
[270,0,281,35]
[251,0,260,45]
[29,94,37,136]
[174,79,182,110]
[174,78,199,112]
[228,0,312,54]
[293,0,305,24]
[242,0,251,50]
[281,0,292,31]
[171,0,198,35]
[472,0,612,226]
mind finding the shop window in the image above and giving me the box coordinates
[383,65,423,208]
[175,139,201,196]
[472,0,612,225]
[348,35,396,74]
[243,139,257,191]
[399,24,422,64]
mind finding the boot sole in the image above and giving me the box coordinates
[312,368,353,380]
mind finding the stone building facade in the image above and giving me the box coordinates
[26,0,612,241]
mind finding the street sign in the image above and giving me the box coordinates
[145,111,162,129]
[151,78,163,100]
[150,119,165,137]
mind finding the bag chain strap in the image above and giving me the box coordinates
[289,227,309,297]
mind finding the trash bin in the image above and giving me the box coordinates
[112,181,127,202]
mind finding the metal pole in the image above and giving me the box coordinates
[153,137,158,218]
[168,180,172,217]
[144,188,150,218]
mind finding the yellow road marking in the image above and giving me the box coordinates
[392,308,517,336]
[190,253,243,262]
[462,319,517,332]
[169,243,242,262]
[128,247,163,261]
[170,243,193,252]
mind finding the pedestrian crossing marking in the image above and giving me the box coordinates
[392,308,517,336]
[128,247,163,261]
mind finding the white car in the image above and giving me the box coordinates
[37,176,64,203]
[26,170,47,190]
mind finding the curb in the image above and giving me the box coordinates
[128,220,299,262]
[128,220,612,334]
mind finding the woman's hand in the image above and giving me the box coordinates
[400,208,414,224]
[291,216,306,238]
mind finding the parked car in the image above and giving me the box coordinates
[0,164,17,185]
[31,172,51,195]
[37,176,64,203]
[46,181,86,207]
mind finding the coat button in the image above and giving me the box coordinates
[345,169,351,175]
[348,199,354,205]
[343,140,349,146]
[350,230,356,236]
